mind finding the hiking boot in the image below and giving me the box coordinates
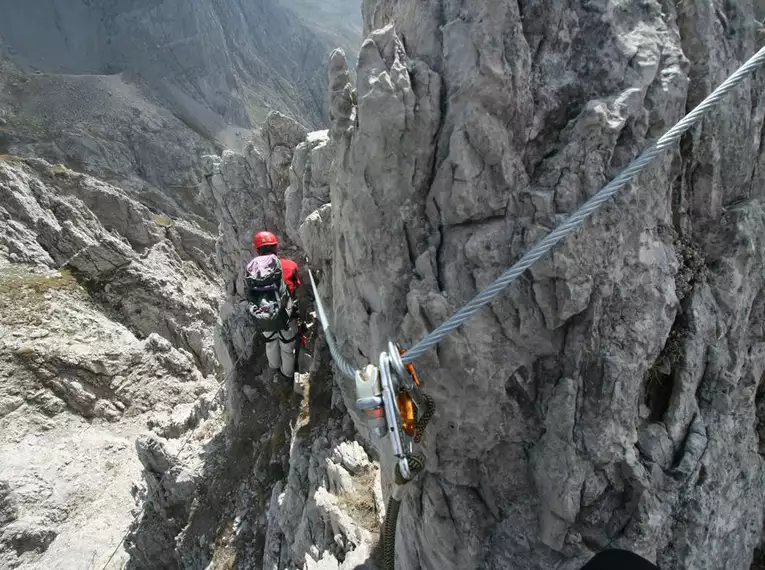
[271,373,294,401]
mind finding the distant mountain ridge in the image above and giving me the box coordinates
[0,0,361,128]
[0,0,361,220]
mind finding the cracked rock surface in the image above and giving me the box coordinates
[318,1,765,568]
[0,156,222,569]
[98,1,765,569]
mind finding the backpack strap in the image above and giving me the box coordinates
[251,283,280,293]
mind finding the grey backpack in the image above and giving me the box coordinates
[245,254,292,332]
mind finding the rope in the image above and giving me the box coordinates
[413,393,435,444]
[383,495,402,570]
[99,334,255,570]
[383,456,425,570]
[401,45,765,365]
[325,325,357,380]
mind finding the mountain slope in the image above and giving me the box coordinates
[0,0,353,128]
[0,156,223,569]
[279,0,362,68]
[0,0,362,221]
[0,55,220,225]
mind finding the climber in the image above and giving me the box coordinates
[245,230,302,381]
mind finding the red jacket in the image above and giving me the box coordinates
[280,258,300,296]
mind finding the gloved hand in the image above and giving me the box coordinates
[248,304,258,317]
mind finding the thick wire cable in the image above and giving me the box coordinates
[99,335,255,570]
[308,269,357,380]
[401,45,765,365]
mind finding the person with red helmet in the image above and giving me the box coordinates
[253,230,278,251]
[245,231,302,381]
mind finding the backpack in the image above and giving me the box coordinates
[245,254,293,332]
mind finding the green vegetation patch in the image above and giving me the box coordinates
[0,265,81,326]
[0,154,25,163]
[337,466,380,531]
[153,214,175,228]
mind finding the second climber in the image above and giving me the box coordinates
[245,230,301,381]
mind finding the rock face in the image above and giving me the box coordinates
[125,330,384,570]
[317,2,765,569]
[122,111,383,570]
[0,156,223,569]
[121,2,765,569]
[262,386,382,570]
[0,157,222,374]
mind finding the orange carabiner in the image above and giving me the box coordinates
[397,392,416,436]
[397,345,420,387]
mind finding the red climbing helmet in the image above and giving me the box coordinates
[253,230,278,250]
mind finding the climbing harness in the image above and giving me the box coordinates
[309,45,765,569]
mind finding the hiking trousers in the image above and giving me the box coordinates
[263,319,298,378]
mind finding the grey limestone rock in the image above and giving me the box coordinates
[129,1,765,569]
[0,156,222,570]
[319,2,765,569]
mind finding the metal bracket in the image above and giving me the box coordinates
[355,364,387,438]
